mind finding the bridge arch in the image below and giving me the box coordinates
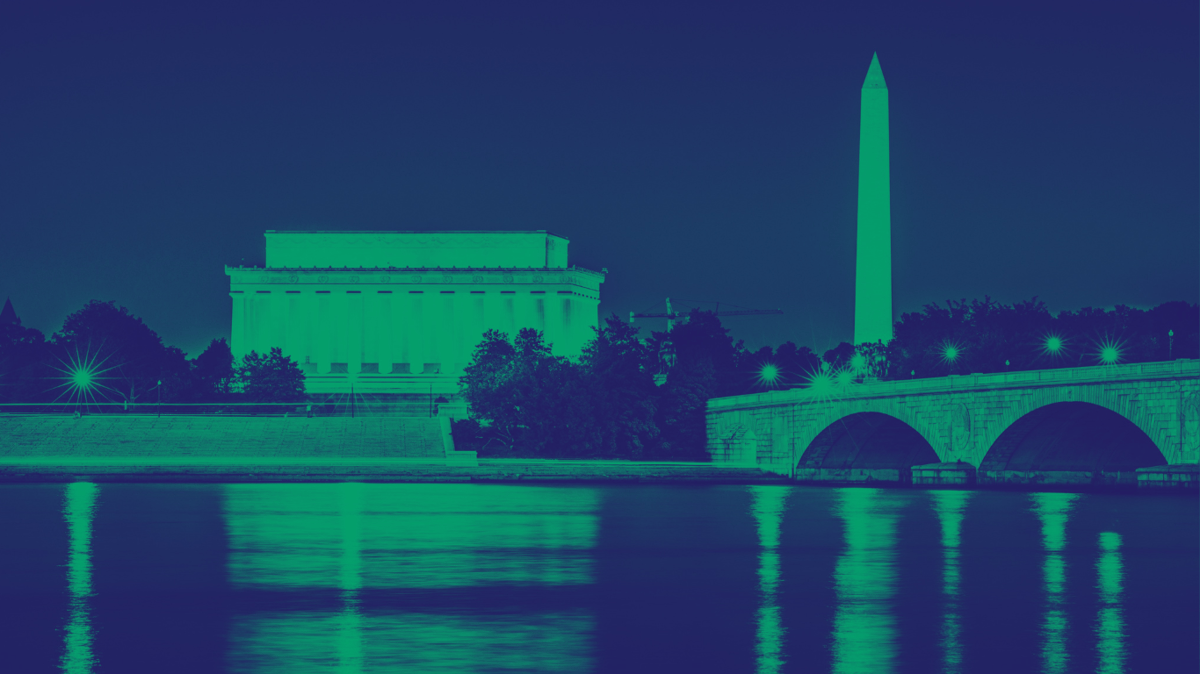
[797,411,940,482]
[980,401,1166,484]
[978,383,1175,465]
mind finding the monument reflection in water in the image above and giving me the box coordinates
[831,488,901,673]
[34,482,1196,673]
[223,483,597,672]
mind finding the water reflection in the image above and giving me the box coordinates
[931,490,971,674]
[337,483,363,674]
[1095,531,1125,674]
[750,485,788,674]
[224,483,598,672]
[832,488,900,674]
[1030,492,1079,674]
[61,482,98,674]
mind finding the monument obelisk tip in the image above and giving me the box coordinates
[863,52,887,89]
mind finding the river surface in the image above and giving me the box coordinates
[0,482,1195,673]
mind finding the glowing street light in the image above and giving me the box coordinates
[1096,337,1123,365]
[849,353,867,373]
[1041,334,1066,358]
[757,363,781,389]
[51,346,119,411]
[939,341,963,367]
[805,370,836,397]
[70,367,94,391]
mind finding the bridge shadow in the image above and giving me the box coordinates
[797,412,939,484]
[980,402,1165,486]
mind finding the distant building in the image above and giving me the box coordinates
[225,231,604,395]
[0,297,16,325]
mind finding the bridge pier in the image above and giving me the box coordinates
[1134,464,1199,490]
[911,462,975,486]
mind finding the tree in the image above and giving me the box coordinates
[192,338,235,400]
[459,328,604,456]
[581,315,659,459]
[822,342,856,372]
[459,329,522,449]
[774,341,822,386]
[654,357,716,459]
[654,309,745,396]
[884,298,1198,380]
[238,347,305,402]
[52,300,189,404]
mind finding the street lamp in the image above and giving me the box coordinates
[1169,329,1174,359]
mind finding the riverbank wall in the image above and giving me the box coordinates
[0,415,782,483]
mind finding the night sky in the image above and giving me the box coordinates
[1,1,1196,358]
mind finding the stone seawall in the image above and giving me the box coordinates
[0,415,781,483]
[0,414,445,459]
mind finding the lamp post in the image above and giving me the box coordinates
[156,380,162,418]
[1169,329,1174,359]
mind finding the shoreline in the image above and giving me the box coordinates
[0,457,790,484]
[0,458,1193,494]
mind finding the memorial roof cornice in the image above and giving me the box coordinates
[225,264,604,277]
[264,229,567,239]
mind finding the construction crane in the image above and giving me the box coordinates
[629,298,784,331]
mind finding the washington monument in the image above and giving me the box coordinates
[853,52,893,345]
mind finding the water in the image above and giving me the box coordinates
[0,483,1195,673]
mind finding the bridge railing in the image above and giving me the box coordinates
[708,359,1198,410]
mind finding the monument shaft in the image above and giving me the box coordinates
[854,53,893,345]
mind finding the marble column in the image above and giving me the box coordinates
[377,292,393,374]
[347,292,364,375]
[316,293,332,373]
[544,292,564,353]
[407,291,426,372]
[230,293,246,358]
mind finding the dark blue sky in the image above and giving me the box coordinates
[1,1,1196,357]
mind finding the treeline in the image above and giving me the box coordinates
[0,300,304,405]
[456,299,1197,459]
[457,311,815,460]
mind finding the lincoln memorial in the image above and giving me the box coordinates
[226,231,604,395]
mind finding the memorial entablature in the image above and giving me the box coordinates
[226,231,604,396]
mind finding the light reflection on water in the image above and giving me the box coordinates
[29,482,1195,672]
[224,483,598,673]
[336,482,363,674]
[1030,492,1079,674]
[831,487,902,674]
[61,481,97,674]
[931,490,971,674]
[750,485,788,674]
[1095,531,1125,674]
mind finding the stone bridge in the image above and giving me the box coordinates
[706,359,1199,487]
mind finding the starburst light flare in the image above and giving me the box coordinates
[756,363,781,388]
[1095,337,1124,365]
[939,341,963,366]
[1041,334,1066,357]
[49,345,121,409]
